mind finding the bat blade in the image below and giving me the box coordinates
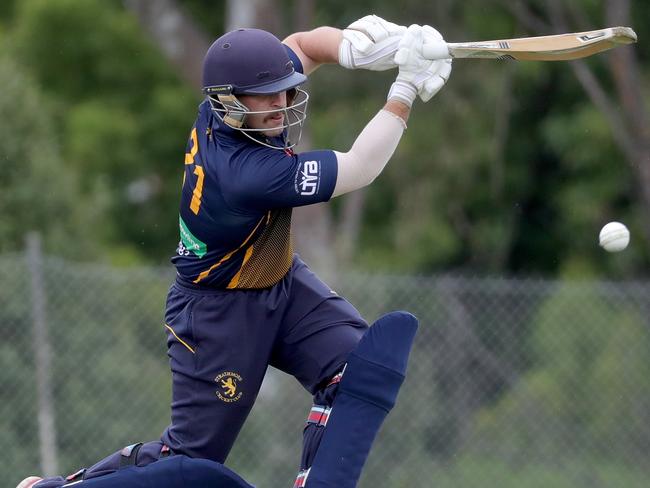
[425,27,637,61]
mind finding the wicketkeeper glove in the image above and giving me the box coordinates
[388,24,452,107]
[338,14,406,71]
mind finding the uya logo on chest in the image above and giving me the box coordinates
[214,371,243,402]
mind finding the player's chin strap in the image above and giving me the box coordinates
[296,311,419,488]
[204,84,309,151]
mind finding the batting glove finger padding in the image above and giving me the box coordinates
[339,14,406,71]
[348,14,406,43]
[421,24,451,60]
[391,24,452,104]
[419,58,452,101]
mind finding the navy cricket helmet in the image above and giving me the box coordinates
[202,28,309,150]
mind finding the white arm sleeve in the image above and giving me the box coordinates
[332,109,406,197]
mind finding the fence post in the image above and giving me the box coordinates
[26,232,59,476]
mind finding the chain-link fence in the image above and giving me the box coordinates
[3,244,650,488]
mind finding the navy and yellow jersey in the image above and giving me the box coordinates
[173,60,337,289]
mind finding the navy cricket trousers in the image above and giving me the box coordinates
[160,256,368,462]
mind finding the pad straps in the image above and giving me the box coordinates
[119,442,144,468]
[306,406,332,427]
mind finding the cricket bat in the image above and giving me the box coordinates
[423,27,637,61]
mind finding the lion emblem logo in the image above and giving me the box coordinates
[214,371,243,403]
[221,377,237,397]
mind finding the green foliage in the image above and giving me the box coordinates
[178,0,225,35]
[416,455,649,488]
[0,54,99,257]
[542,103,644,278]
[0,0,16,24]
[2,0,649,274]
[9,0,198,264]
[305,0,649,276]
[13,0,164,105]
[470,283,650,467]
[4,2,650,485]
[66,101,140,180]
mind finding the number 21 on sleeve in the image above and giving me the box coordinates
[184,127,204,215]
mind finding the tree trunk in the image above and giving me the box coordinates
[225,0,337,276]
[286,0,338,278]
[605,0,650,241]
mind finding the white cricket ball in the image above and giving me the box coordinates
[599,221,630,252]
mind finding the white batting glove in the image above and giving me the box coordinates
[339,15,406,71]
[421,24,452,60]
[388,24,452,106]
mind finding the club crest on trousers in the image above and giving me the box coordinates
[215,371,243,402]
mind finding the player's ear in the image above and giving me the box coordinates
[287,88,297,105]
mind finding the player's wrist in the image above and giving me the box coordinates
[387,80,417,108]
[338,38,355,69]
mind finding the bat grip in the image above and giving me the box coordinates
[422,42,452,60]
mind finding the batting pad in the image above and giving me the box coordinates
[306,311,418,487]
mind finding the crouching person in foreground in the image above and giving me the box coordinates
[17,441,253,488]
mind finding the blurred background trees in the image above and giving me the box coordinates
[1,0,647,277]
[2,1,650,486]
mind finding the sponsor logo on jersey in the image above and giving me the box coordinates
[297,160,320,196]
[215,371,243,403]
[179,216,207,258]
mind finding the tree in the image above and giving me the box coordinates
[5,0,649,276]
[489,0,650,275]
[0,53,94,257]
[11,0,198,264]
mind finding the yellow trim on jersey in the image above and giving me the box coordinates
[192,211,270,284]
[226,245,254,288]
[165,324,195,354]
[226,211,272,288]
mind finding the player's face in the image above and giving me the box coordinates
[239,91,287,137]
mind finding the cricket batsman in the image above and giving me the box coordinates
[18,14,451,488]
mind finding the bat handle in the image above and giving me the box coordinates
[422,42,452,60]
